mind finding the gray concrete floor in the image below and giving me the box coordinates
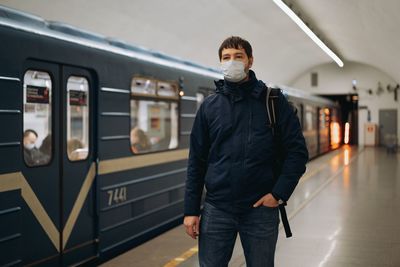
[101,146,400,267]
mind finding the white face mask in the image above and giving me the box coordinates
[24,143,35,150]
[220,60,247,82]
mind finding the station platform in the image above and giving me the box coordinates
[100,146,400,267]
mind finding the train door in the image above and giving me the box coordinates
[61,66,97,265]
[21,60,62,266]
[20,61,97,266]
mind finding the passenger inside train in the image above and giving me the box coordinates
[39,134,52,159]
[67,139,86,161]
[23,129,45,166]
[130,127,151,154]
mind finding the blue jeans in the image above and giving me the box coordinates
[199,202,279,267]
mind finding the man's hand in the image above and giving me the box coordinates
[253,193,279,208]
[183,216,200,239]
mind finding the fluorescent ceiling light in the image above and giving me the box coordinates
[273,0,344,67]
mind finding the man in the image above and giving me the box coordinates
[184,36,308,267]
[23,129,44,166]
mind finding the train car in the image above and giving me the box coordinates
[0,6,340,266]
[278,86,341,158]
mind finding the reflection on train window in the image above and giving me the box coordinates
[130,77,179,154]
[305,105,316,131]
[67,76,89,161]
[23,70,52,167]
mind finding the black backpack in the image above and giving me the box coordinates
[265,87,295,238]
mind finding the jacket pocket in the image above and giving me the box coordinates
[248,123,274,163]
[204,163,230,192]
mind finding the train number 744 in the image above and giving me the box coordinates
[107,187,127,206]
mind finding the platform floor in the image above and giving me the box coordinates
[101,146,400,267]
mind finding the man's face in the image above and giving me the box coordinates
[220,47,253,72]
[23,132,37,146]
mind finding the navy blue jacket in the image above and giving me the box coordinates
[184,70,308,216]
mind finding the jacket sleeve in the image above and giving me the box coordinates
[184,102,210,216]
[272,92,309,201]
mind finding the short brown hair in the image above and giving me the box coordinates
[218,36,253,60]
[24,129,38,138]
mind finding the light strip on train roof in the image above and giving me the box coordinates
[273,0,344,68]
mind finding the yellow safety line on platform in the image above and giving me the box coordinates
[163,246,198,267]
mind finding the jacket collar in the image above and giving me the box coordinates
[215,70,266,101]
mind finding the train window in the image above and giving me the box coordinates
[130,77,179,154]
[23,70,52,167]
[305,105,316,131]
[157,81,178,98]
[131,77,156,96]
[66,76,89,161]
[320,108,330,129]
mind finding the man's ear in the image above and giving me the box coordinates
[248,57,254,68]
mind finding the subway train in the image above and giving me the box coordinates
[0,6,341,266]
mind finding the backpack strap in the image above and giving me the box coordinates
[265,87,280,136]
[265,86,293,238]
[266,86,273,130]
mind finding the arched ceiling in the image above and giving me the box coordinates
[1,0,398,85]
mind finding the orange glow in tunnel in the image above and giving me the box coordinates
[344,122,350,144]
[330,122,341,149]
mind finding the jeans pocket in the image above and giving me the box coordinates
[257,205,280,225]
[261,205,278,209]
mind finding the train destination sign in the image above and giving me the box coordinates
[69,90,87,106]
[26,85,50,104]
